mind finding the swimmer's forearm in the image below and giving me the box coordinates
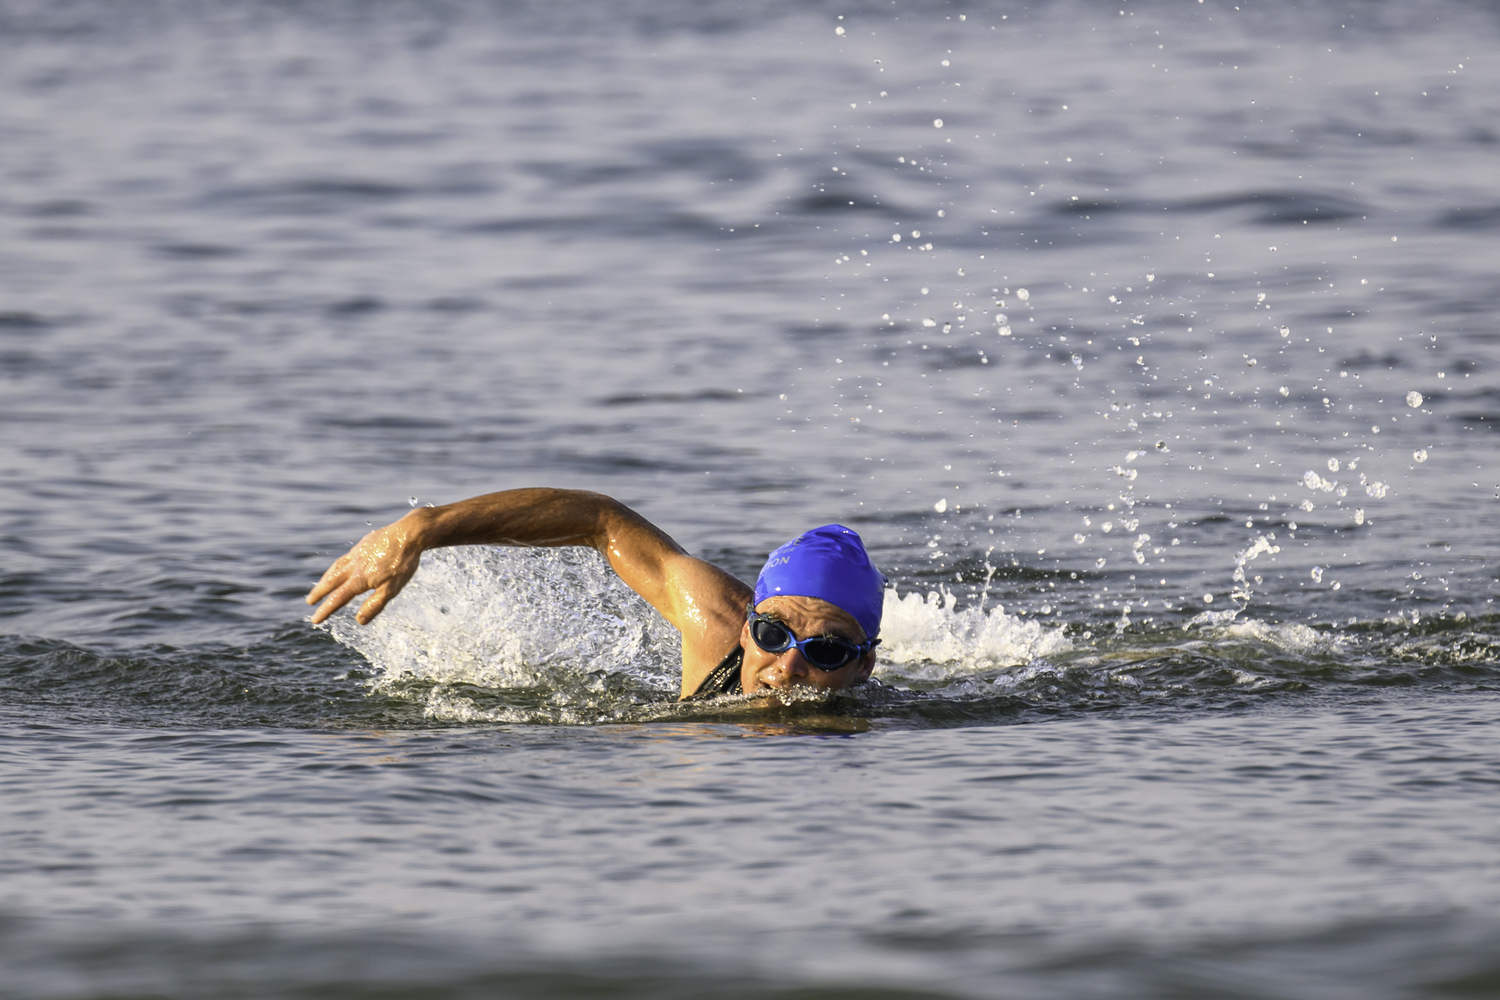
[405,488,683,558]
[407,488,705,625]
[307,488,685,626]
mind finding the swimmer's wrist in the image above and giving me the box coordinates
[399,505,443,549]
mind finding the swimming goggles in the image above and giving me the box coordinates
[747,610,880,671]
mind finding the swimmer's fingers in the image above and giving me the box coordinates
[309,577,369,625]
[305,519,425,625]
[306,553,354,607]
[307,550,366,623]
[355,577,409,625]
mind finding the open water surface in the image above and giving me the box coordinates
[3,0,1500,996]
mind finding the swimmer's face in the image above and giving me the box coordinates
[739,595,876,696]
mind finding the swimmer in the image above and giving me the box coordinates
[306,488,884,700]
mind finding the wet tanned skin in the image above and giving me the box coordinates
[305,489,752,698]
[305,489,878,702]
[738,595,876,695]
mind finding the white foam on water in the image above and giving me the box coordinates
[875,587,1072,682]
[321,546,683,719]
[1191,617,1339,657]
[1187,608,1242,628]
[1225,619,1338,655]
[321,554,1079,716]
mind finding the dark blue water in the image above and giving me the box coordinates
[4,1,1500,996]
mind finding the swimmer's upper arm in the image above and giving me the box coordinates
[592,499,751,660]
[309,488,750,678]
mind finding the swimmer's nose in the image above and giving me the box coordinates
[766,648,812,687]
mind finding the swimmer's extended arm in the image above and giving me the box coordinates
[306,489,751,689]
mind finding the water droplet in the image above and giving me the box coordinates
[1355,508,1365,525]
[933,118,944,128]
[1279,386,1289,396]
[923,317,937,327]
[1203,594,1214,603]
[1406,390,1424,408]
[1414,449,1428,463]
[1327,458,1340,472]
[835,25,845,34]
[1280,327,1290,338]
[1310,566,1324,584]
[1016,288,1030,301]
[409,496,419,507]
[934,498,948,513]
[1096,558,1107,568]
[1074,533,1086,543]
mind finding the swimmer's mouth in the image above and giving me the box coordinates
[754,682,839,706]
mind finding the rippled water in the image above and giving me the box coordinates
[4,0,1500,996]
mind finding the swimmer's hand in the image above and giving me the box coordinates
[306,512,426,625]
[303,490,751,690]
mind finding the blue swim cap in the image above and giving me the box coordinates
[753,525,885,640]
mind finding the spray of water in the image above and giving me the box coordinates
[310,543,1492,723]
[320,547,683,721]
[877,587,1072,682]
[318,547,1077,721]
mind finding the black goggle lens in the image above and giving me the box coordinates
[751,618,792,649]
[802,639,860,669]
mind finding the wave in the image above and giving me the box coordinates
[311,548,1500,727]
[320,547,683,724]
[3,549,1495,731]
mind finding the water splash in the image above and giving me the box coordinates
[311,547,1493,725]
[876,587,1072,682]
[320,546,683,721]
[318,550,1076,720]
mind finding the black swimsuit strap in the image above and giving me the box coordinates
[686,646,743,700]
